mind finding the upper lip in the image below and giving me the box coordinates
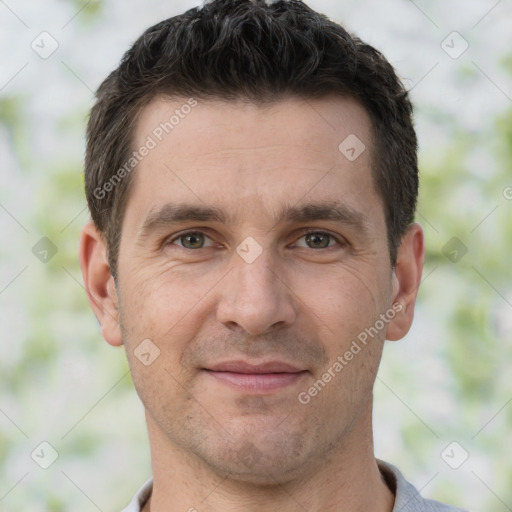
[204,360,306,374]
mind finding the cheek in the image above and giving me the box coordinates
[118,263,225,395]
[119,269,203,418]
[121,262,213,337]
[297,273,386,411]
[292,263,390,397]
[296,263,384,334]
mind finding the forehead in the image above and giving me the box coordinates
[125,94,379,227]
[135,94,372,157]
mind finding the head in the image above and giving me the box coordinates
[80,0,424,485]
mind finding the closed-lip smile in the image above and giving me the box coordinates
[202,360,309,393]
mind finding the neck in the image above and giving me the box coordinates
[143,404,395,512]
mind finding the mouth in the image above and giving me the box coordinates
[201,360,309,393]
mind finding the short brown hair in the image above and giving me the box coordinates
[85,0,418,279]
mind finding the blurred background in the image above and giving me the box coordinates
[1,0,511,510]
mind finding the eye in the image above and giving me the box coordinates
[169,231,215,249]
[295,231,341,249]
[166,229,343,251]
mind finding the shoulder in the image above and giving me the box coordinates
[120,477,153,512]
[377,460,470,512]
[421,497,470,512]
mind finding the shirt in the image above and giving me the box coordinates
[120,460,469,512]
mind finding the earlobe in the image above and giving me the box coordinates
[386,223,425,342]
[78,222,123,347]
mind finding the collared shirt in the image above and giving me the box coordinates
[120,460,469,512]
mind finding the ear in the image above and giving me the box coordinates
[386,223,425,341]
[78,221,123,347]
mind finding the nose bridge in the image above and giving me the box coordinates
[238,251,277,295]
[216,244,296,334]
[234,244,283,305]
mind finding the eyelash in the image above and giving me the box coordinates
[166,229,345,250]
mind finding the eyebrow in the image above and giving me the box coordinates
[136,200,369,242]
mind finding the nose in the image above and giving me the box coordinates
[216,248,297,336]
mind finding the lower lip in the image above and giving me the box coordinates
[203,370,308,393]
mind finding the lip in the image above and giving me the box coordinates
[202,360,308,393]
[206,360,304,374]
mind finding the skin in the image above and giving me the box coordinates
[79,95,424,512]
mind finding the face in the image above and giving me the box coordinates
[80,95,424,485]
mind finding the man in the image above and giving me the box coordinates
[78,1,468,511]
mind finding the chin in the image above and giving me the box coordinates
[197,434,311,486]
[206,457,303,487]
